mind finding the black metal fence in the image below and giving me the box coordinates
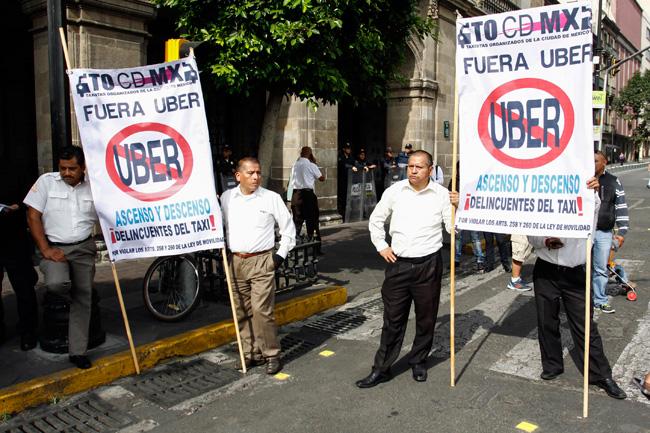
[195,240,322,301]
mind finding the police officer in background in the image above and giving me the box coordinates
[215,144,237,195]
[337,142,357,219]
[291,146,325,242]
[24,146,98,369]
[221,157,296,374]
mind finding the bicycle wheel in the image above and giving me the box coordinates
[143,255,201,322]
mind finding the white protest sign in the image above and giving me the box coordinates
[68,56,224,261]
[455,2,595,238]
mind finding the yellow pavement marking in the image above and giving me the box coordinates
[516,421,538,432]
[319,350,335,357]
[0,285,347,415]
[274,372,291,380]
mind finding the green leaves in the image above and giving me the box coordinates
[613,70,650,145]
[155,0,435,105]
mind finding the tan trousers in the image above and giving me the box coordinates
[39,238,96,356]
[230,251,280,359]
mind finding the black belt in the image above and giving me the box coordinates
[538,258,585,273]
[49,236,92,247]
[396,250,439,265]
[295,188,313,192]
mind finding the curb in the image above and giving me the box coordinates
[0,285,347,415]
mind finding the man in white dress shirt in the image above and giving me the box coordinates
[290,146,324,241]
[24,146,98,369]
[528,181,626,399]
[221,157,296,374]
[356,150,458,388]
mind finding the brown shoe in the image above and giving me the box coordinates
[236,357,265,370]
[266,357,282,375]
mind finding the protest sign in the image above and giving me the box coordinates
[455,2,595,238]
[68,57,224,261]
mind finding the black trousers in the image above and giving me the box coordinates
[484,232,511,269]
[533,258,612,381]
[0,248,38,335]
[291,189,320,240]
[373,251,443,372]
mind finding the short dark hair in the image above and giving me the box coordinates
[300,146,313,158]
[595,150,608,164]
[59,145,85,166]
[236,157,260,172]
[409,150,433,167]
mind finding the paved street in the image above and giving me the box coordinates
[3,167,650,432]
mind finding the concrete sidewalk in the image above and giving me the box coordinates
[0,219,481,413]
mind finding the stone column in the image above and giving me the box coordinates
[268,96,341,224]
[385,17,441,166]
[21,0,156,173]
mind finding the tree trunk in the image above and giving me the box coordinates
[257,91,284,188]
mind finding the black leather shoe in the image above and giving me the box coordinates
[540,370,563,380]
[20,333,37,351]
[69,355,92,369]
[412,364,427,382]
[355,370,391,388]
[591,377,627,399]
[266,357,282,375]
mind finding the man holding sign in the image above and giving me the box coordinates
[356,150,458,387]
[221,157,296,374]
[24,146,97,369]
[528,181,626,399]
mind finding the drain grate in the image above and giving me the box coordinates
[280,334,318,363]
[126,359,241,408]
[0,395,137,433]
[353,297,384,314]
[303,311,367,335]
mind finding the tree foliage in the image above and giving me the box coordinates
[612,69,650,146]
[157,0,435,105]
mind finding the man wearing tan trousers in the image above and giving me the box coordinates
[220,157,296,374]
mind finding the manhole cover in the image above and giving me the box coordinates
[0,395,137,433]
[280,334,318,363]
[126,359,241,408]
[303,311,367,335]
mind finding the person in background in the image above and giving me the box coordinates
[618,151,625,166]
[632,372,650,400]
[215,144,237,194]
[483,232,512,273]
[396,143,413,167]
[378,147,397,199]
[290,146,325,242]
[0,197,38,351]
[449,161,485,272]
[24,146,98,369]
[431,161,444,186]
[337,142,357,219]
[592,151,628,314]
[507,235,533,292]
[355,148,377,172]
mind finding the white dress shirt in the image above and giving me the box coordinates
[221,185,296,258]
[369,179,452,258]
[431,165,444,185]
[292,158,322,190]
[528,192,600,268]
[23,173,97,244]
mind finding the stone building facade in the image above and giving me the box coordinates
[11,0,558,225]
